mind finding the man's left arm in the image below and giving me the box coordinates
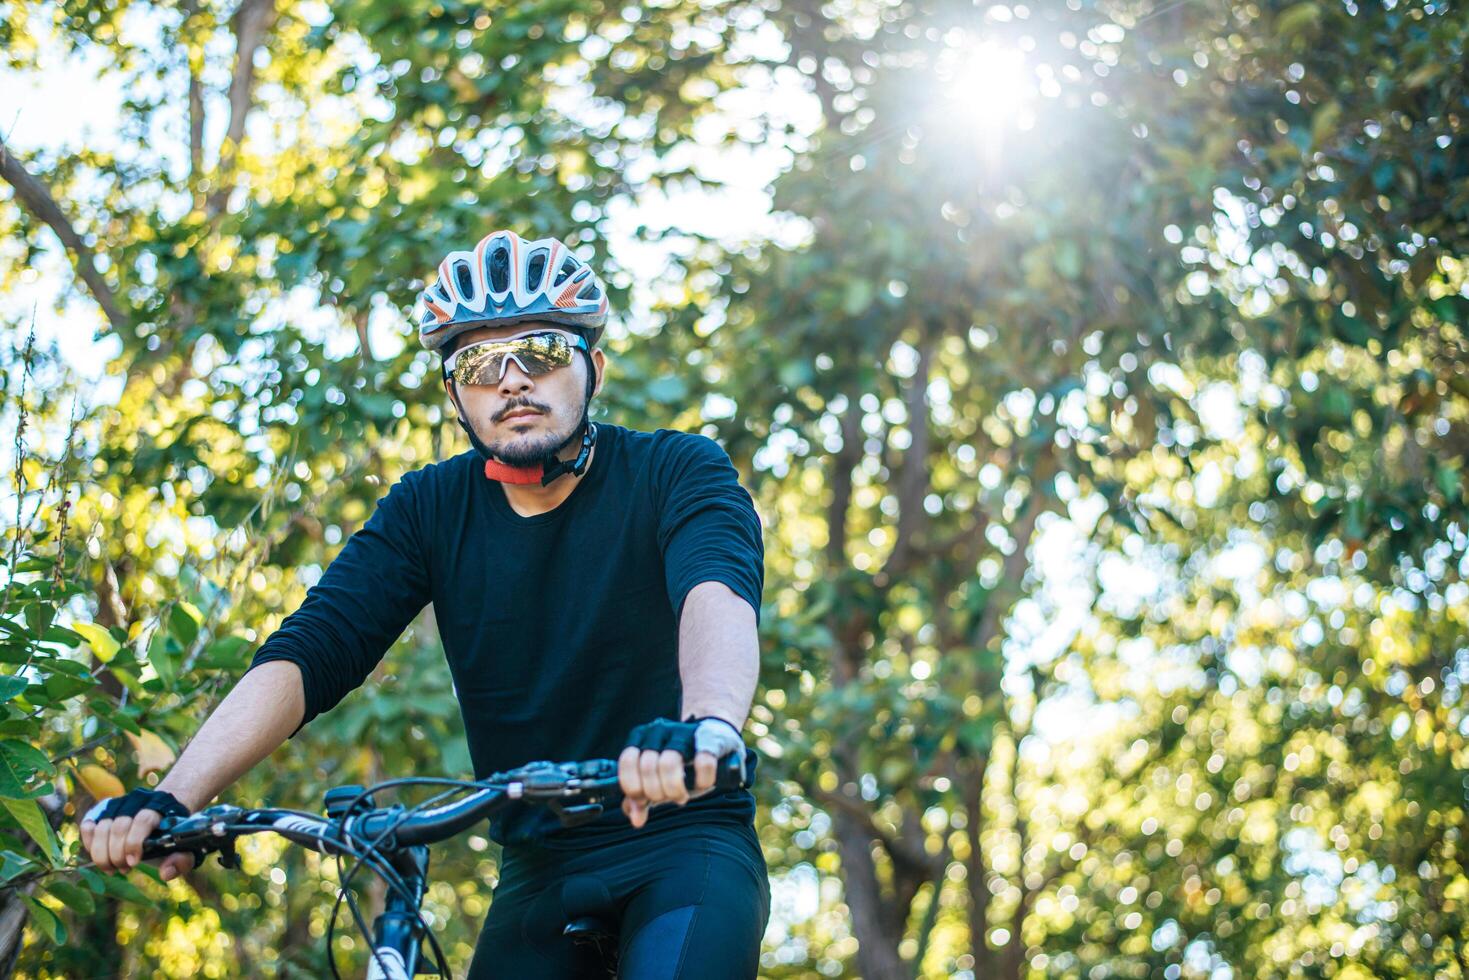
[620,433,765,827]
[678,580,759,734]
[621,581,759,827]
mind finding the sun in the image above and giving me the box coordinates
[937,41,1033,133]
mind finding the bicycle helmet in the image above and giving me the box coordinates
[414,230,609,352]
[412,230,609,487]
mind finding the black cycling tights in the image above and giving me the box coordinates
[467,821,770,980]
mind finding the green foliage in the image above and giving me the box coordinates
[3,0,1468,976]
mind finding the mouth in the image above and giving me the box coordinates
[501,410,542,422]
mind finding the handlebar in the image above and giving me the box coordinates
[140,752,753,867]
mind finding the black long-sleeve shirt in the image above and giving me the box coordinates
[248,424,764,847]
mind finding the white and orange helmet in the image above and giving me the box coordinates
[414,230,610,352]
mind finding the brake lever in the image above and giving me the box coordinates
[549,799,606,827]
[543,754,753,828]
[144,806,245,869]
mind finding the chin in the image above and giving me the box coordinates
[488,425,572,465]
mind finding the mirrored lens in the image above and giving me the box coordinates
[450,333,575,385]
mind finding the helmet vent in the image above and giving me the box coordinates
[489,246,511,293]
[528,250,547,291]
[554,256,578,286]
[576,281,601,301]
[454,261,474,299]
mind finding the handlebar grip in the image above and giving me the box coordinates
[140,832,204,865]
[684,752,752,793]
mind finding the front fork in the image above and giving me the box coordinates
[366,845,431,979]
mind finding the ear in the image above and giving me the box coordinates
[589,348,606,399]
[442,374,461,416]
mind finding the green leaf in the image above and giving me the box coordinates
[1277,2,1322,37]
[44,879,96,915]
[959,718,996,753]
[105,663,149,701]
[168,603,201,648]
[0,849,36,883]
[0,740,54,796]
[22,896,65,944]
[0,676,29,702]
[148,632,180,691]
[198,635,252,669]
[2,798,62,865]
[93,700,144,737]
[44,657,95,679]
[1436,462,1461,500]
[23,604,54,641]
[80,866,154,904]
[38,672,94,703]
[1430,296,1466,326]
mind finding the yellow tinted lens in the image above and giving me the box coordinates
[450,332,574,385]
[449,343,505,386]
[514,332,572,372]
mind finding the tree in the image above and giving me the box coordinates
[1,0,764,972]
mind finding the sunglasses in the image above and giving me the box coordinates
[443,330,588,386]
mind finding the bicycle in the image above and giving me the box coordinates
[139,754,753,979]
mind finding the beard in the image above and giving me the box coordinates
[479,410,582,466]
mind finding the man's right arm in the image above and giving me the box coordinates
[82,467,436,876]
[157,660,305,812]
[81,659,305,876]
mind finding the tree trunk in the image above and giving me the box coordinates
[0,886,34,978]
[832,809,908,980]
[960,756,996,979]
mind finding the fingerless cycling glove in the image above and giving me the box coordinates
[83,788,190,824]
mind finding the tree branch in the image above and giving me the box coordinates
[354,309,374,362]
[825,386,864,569]
[0,136,126,332]
[182,0,205,187]
[885,331,934,577]
[969,459,1053,655]
[206,0,276,218]
[776,0,846,130]
[824,788,941,882]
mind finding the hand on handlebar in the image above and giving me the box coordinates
[79,790,198,881]
[617,717,746,829]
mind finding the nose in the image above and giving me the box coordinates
[498,355,534,395]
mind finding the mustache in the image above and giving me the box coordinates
[495,399,551,422]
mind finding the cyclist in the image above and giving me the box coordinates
[80,230,770,978]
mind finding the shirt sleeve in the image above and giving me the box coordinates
[653,432,765,624]
[247,470,432,731]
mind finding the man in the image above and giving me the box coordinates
[80,230,771,978]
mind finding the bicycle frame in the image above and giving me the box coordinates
[365,844,429,979]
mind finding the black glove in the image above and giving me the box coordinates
[625,716,746,764]
[83,788,189,825]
